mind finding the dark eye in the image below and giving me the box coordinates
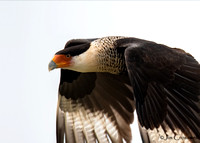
[66,54,71,58]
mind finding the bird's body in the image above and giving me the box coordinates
[49,36,200,143]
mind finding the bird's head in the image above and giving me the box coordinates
[48,37,125,73]
[48,40,98,72]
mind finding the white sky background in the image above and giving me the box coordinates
[0,1,200,143]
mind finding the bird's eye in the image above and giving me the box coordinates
[66,54,71,58]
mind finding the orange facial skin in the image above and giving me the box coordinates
[52,54,72,68]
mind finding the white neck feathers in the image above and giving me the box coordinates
[66,45,99,73]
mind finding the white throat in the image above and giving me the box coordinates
[65,46,99,73]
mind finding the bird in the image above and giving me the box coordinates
[48,36,200,143]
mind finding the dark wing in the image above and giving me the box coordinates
[56,69,135,143]
[123,41,200,143]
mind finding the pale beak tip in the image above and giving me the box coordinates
[48,60,57,71]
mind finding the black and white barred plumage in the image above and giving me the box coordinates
[49,36,200,143]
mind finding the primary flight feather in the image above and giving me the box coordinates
[49,36,200,143]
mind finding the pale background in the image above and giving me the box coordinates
[0,1,200,143]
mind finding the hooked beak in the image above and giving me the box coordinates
[48,54,72,71]
[48,60,57,71]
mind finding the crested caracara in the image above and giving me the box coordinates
[49,36,200,143]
